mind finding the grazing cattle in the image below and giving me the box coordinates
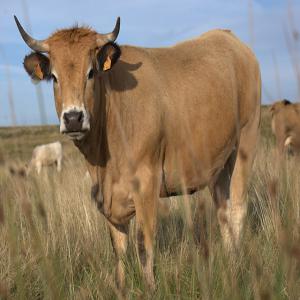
[270,99,300,157]
[15,16,261,291]
[27,141,63,174]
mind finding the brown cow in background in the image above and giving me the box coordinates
[270,99,300,157]
[15,16,261,292]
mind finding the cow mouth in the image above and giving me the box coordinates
[63,130,88,140]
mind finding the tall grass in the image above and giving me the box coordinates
[0,2,299,297]
[0,116,299,299]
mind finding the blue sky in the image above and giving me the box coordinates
[0,0,300,126]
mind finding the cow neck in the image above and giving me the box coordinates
[74,73,111,168]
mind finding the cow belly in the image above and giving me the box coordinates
[161,143,233,197]
[43,157,57,166]
[160,157,210,197]
[160,167,208,197]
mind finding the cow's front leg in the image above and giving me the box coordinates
[108,222,129,292]
[133,172,159,290]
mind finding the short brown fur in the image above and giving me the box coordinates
[270,99,300,157]
[18,23,261,292]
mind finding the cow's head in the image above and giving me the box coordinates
[15,16,121,140]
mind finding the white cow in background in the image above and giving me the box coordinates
[28,141,63,174]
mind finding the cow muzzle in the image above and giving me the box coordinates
[60,107,90,140]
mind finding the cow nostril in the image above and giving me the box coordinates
[63,113,70,124]
[78,111,84,123]
[63,110,85,132]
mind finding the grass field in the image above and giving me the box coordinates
[0,106,299,299]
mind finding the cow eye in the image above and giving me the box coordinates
[87,69,94,79]
[51,74,57,83]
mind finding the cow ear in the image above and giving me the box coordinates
[23,52,50,81]
[97,42,121,72]
[282,99,291,105]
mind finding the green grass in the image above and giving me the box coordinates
[0,106,299,299]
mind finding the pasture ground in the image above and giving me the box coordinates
[0,106,299,299]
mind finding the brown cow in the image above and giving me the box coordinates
[15,16,261,291]
[270,99,300,157]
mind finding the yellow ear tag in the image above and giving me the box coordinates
[103,57,112,71]
[34,64,43,80]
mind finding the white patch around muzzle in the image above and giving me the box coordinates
[60,106,90,140]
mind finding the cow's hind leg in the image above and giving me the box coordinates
[108,222,129,292]
[211,111,259,250]
[228,111,259,248]
[210,151,236,249]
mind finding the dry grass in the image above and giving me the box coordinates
[0,106,299,299]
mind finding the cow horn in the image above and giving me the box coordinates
[96,17,120,45]
[14,15,49,52]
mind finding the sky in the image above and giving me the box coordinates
[0,0,300,126]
